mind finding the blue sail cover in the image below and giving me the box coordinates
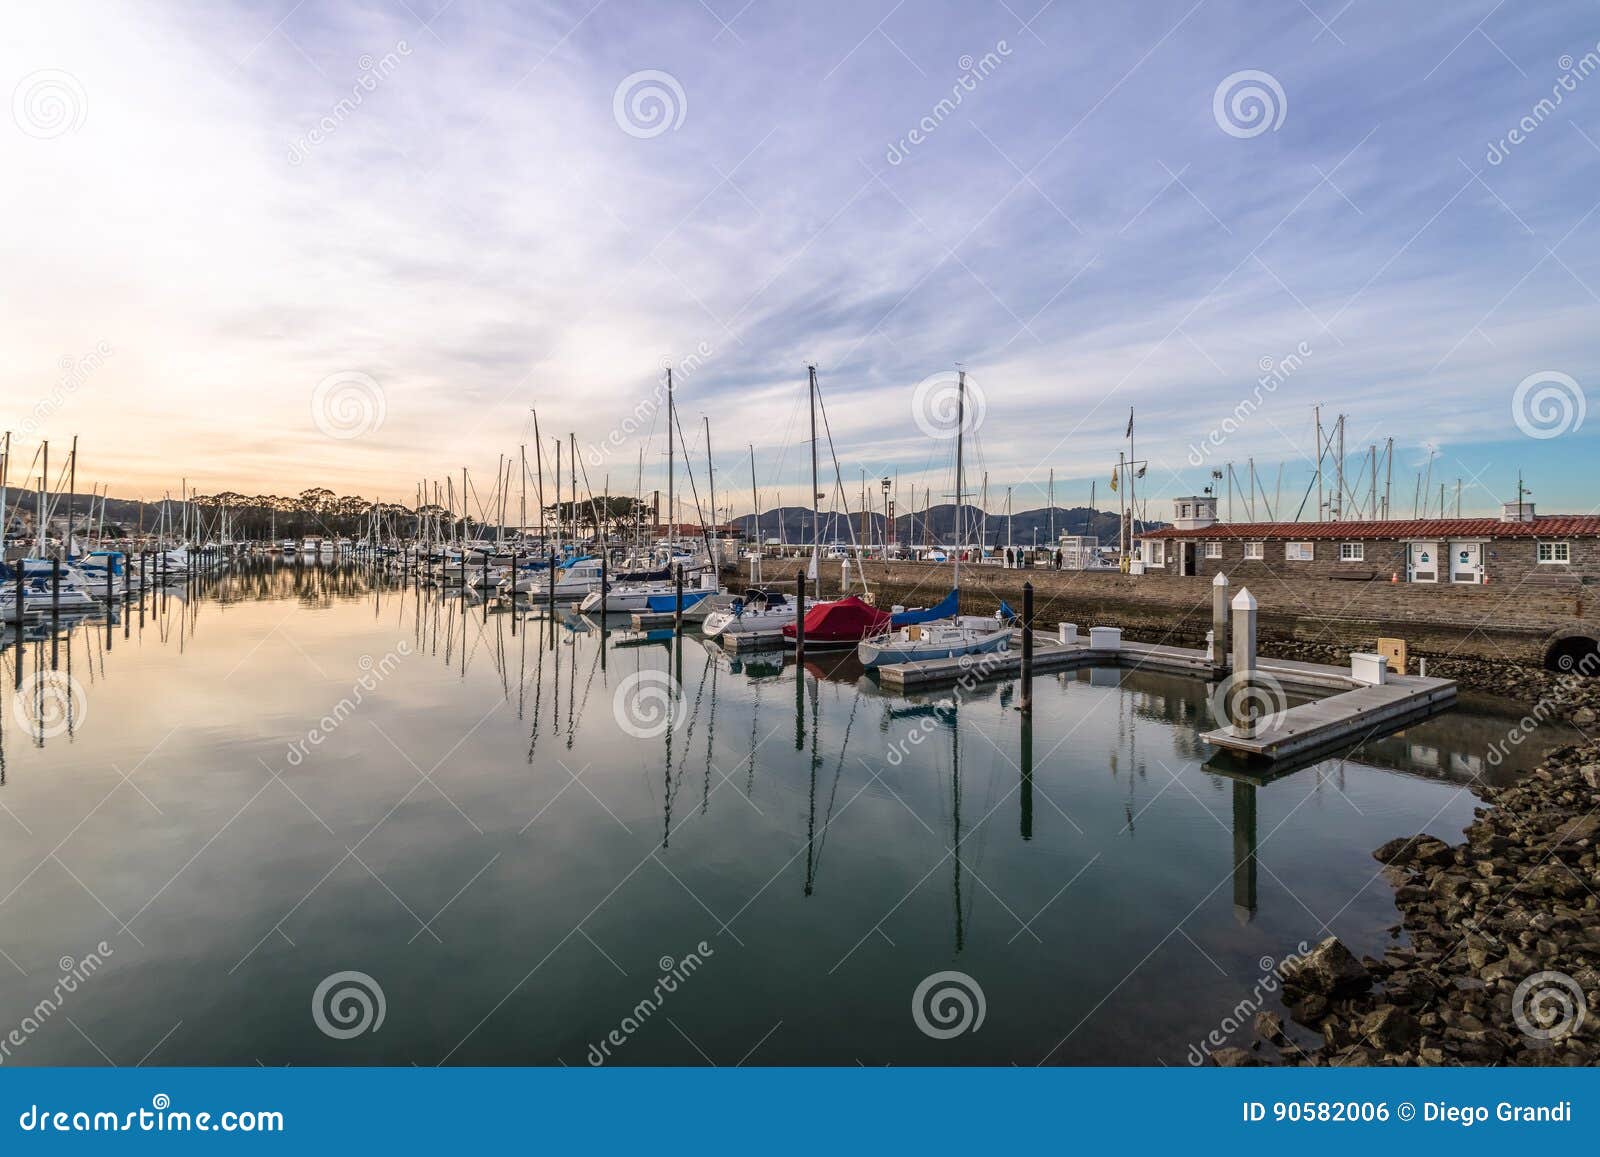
[643,587,714,613]
[890,589,959,626]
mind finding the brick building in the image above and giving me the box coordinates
[1136,496,1600,588]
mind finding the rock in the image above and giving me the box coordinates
[1551,814,1600,844]
[1210,1047,1262,1067]
[1358,1005,1420,1052]
[1279,937,1372,995]
[1374,834,1453,868]
[1253,1011,1285,1044]
[1573,707,1596,726]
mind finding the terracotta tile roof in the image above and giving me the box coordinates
[1138,516,1600,541]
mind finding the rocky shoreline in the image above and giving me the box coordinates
[1224,744,1600,1066]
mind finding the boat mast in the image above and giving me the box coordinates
[807,365,820,553]
[666,367,674,555]
[953,370,964,589]
[748,443,759,554]
[533,409,545,545]
[704,414,717,569]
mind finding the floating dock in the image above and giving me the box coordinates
[873,630,1456,765]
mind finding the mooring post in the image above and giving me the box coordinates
[795,572,807,661]
[598,552,608,629]
[674,564,684,636]
[1020,581,1034,713]
[14,554,24,623]
[547,548,556,618]
[482,553,489,623]
[51,557,61,620]
[1211,571,1230,674]
[1230,586,1258,738]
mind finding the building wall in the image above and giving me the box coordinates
[1140,534,1596,587]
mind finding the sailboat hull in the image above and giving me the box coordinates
[856,624,1012,669]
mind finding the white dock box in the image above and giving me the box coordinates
[1089,626,1122,651]
[1058,622,1078,645]
[1350,652,1388,685]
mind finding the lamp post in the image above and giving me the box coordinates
[880,477,892,554]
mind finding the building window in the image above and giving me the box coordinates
[1204,542,1222,559]
[1286,542,1314,562]
[1244,542,1264,560]
[1339,542,1364,562]
[1537,541,1570,564]
[1145,540,1165,566]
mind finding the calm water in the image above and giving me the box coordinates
[0,564,1552,1066]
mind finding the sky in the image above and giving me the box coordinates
[3,0,1599,522]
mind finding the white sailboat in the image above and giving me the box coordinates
[857,369,1013,669]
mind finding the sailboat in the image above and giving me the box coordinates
[579,365,720,615]
[856,369,1013,669]
[701,586,812,639]
[779,365,947,650]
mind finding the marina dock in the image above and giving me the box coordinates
[868,628,1457,765]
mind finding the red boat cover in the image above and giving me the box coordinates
[781,596,892,643]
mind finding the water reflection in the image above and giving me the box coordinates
[0,558,1577,1065]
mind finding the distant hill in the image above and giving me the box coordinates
[736,505,1160,546]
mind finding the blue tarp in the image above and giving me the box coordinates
[890,588,958,627]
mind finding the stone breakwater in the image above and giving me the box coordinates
[1226,745,1600,1066]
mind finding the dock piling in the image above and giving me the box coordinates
[1211,572,1230,676]
[795,573,806,661]
[1020,581,1034,713]
[1230,586,1259,738]
[674,565,684,636]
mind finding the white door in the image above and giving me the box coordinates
[1450,542,1482,583]
[1408,542,1438,583]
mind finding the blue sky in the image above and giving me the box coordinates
[4,0,1598,519]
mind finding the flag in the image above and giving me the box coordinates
[1125,407,1134,439]
[1109,466,1119,493]
[1135,464,1146,479]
